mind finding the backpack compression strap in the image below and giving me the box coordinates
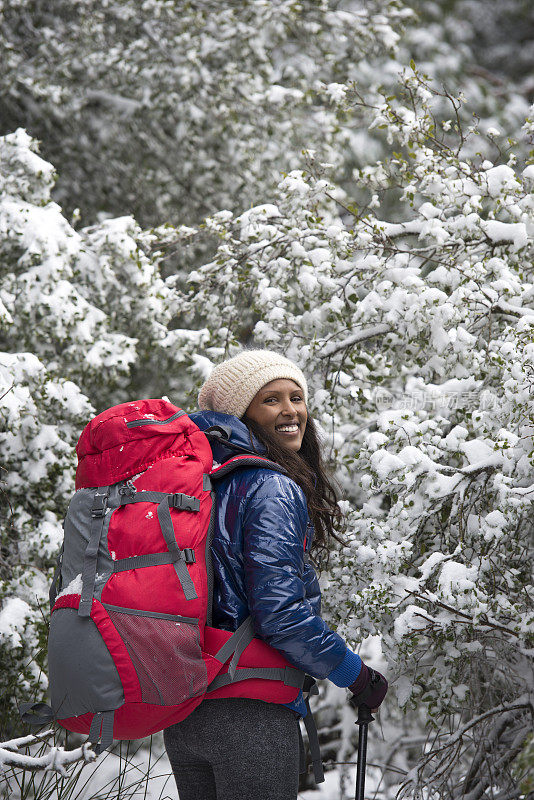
[88,710,115,755]
[79,487,110,617]
[301,678,325,783]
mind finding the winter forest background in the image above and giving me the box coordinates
[1,1,533,798]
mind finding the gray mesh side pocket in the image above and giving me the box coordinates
[105,606,207,706]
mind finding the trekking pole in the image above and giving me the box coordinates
[354,703,374,800]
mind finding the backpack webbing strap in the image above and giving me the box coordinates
[119,491,200,511]
[213,616,255,680]
[119,490,169,505]
[302,695,325,783]
[207,665,305,691]
[126,410,186,428]
[88,710,115,755]
[19,701,55,726]
[157,498,198,600]
[49,543,64,611]
[297,724,307,773]
[112,550,196,572]
[210,455,287,480]
[79,487,110,617]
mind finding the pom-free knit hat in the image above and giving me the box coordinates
[198,349,308,419]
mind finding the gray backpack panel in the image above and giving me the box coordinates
[48,607,124,719]
[61,486,118,600]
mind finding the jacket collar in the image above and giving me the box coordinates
[189,410,266,462]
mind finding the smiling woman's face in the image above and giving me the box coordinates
[244,378,308,452]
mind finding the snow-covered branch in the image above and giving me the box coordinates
[0,731,96,775]
[493,300,534,318]
[319,324,392,357]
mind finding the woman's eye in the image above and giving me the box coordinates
[263,396,303,403]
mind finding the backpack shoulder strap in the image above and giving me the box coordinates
[209,454,287,481]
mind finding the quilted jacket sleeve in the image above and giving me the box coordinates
[242,472,347,679]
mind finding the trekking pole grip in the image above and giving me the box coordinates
[357,703,374,726]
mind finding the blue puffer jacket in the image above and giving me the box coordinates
[190,411,363,716]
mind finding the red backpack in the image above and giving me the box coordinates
[26,399,308,753]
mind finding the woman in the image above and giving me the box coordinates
[164,349,387,800]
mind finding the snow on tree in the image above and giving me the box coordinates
[175,72,534,797]
[0,0,410,227]
[1,0,531,237]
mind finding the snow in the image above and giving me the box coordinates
[393,604,430,640]
[43,737,175,799]
[484,164,520,197]
[298,272,319,294]
[397,445,436,473]
[418,202,441,219]
[57,574,82,598]
[418,551,451,581]
[452,684,469,700]
[264,85,304,104]
[438,562,477,599]
[308,247,331,267]
[484,510,506,528]
[238,204,282,238]
[370,450,406,480]
[460,439,494,464]
[443,425,469,450]
[0,199,81,262]
[34,512,64,558]
[395,675,415,707]
[299,757,384,800]
[427,472,462,498]
[324,82,347,103]
[0,597,31,647]
[481,219,528,251]
[0,732,95,776]
[279,171,313,196]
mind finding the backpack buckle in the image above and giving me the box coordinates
[169,493,200,512]
[183,548,196,564]
[91,491,109,518]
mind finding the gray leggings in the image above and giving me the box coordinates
[163,698,300,800]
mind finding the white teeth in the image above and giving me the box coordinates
[276,424,299,432]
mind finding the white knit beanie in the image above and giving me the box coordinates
[198,349,308,419]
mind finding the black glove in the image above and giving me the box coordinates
[348,664,388,711]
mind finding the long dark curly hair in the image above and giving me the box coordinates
[242,414,347,570]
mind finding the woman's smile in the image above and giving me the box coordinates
[275,423,299,434]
